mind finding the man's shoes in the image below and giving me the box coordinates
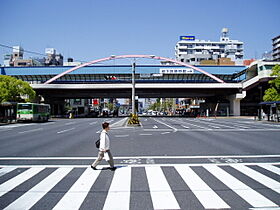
[91,165,97,170]
[110,167,117,171]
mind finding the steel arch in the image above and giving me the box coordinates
[44,55,225,84]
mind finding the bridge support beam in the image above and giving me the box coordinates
[228,91,246,116]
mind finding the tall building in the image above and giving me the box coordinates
[45,48,63,66]
[272,35,280,61]
[3,46,63,67]
[175,28,244,65]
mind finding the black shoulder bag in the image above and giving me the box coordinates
[95,139,100,148]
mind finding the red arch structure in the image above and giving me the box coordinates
[44,54,225,84]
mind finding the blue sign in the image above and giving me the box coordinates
[180,36,195,41]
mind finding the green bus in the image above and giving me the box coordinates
[17,103,50,122]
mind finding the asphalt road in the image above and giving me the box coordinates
[0,117,280,209]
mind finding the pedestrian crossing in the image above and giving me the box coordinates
[141,118,280,132]
[0,163,279,209]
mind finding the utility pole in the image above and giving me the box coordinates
[132,61,136,115]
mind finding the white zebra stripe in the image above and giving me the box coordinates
[0,167,44,197]
[175,165,230,209]
[145,167,180,209]
[52,168,100,210]
[103,167,131,210]
[260,164,280,175]
[0,167,16,177]
[204,165,278,208]
[232,165,280,194]
[4,167,72,210]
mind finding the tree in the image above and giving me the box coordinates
[0,75,36,103]
[263,65,280,102]
[148,98,175,112]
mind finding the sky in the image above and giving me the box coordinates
[0,0,280,65]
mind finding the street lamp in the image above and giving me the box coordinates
[108,55,159,115]
[110,55,137,115]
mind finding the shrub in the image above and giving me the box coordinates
[128,113,140,125]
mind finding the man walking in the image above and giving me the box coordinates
[91,122,116,171]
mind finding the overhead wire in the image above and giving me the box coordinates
[0,43,89,64]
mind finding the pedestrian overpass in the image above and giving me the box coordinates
[0,55,278,116]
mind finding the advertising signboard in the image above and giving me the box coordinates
[180,36,195,41]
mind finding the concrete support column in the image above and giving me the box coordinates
[228,91,246,116]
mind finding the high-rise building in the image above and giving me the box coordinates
[272,35,280,61]
[175,28,244,65]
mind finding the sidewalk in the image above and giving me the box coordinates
[0,120,16,126]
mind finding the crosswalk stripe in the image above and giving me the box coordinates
[145,167,180,210]
[103,167,131,210]
[175,165,230,209]
[232,165,280,194]
[0,167,16,177]
[52,168,100,210]
[4,167,72,210]
[0,167,44,197]
[204,165,278,208]
[0,164,279,209]
[260,164,280,175]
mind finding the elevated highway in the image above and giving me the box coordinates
[1,55,278,116]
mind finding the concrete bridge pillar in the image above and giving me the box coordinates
[228,91,246,116]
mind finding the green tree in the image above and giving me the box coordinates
[149,98,175,111]
[0,75,36,103]
[263,64,280,102]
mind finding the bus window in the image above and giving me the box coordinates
[18,104,32,110]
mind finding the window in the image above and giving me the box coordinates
[18,104,32,110]
[264,65,273,70]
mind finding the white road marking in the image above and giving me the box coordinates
[259,164,280,175]
[57,127,75,134]
[175,165,230,209]
[0,124,33,129]
[174,119,207,129]
[181,125,189,129]
[0,163,280,169]
[153,125,158,129]
[0,154,280,160]
[204,165,278,208]
[18,128,43,134]
[144,128,173,132]
[161,132,170,134]
[103,167,131,210]
[153,118,178,132]
[232,165,280,194]
[0,167,45,197]
[176,128,280,132]
[52,168,100,210]
[146,167,180,209]
[114,134,129,137]
[41,122,55,126]
[139,133,153,136]
[89,122,97,125]
[4,167,72,210]
[0,167,16,177]
[188,119,236,129]
[110,117,128,128]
